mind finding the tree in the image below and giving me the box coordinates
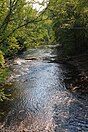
[47,0,88,55]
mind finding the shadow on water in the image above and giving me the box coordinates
[0,47,88,132]
[53,86,88,132]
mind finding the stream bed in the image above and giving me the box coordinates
[0,48,88,132]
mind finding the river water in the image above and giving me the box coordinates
[0,48,88,132]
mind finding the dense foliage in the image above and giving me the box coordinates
[48,0,88,55]
[0,0,53,58]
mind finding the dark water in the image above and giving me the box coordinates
[0,48,88,132]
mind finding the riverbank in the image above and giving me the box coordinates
[67,53,88,93]
[56,48,88,93]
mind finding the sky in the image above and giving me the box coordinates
[26,0,47,11]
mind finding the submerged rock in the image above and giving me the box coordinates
[25,56,38,60]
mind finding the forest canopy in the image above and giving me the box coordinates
[48,0,88,54]
[0,0,88,62]
[0,0,53,60]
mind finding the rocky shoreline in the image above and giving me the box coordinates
[57,51,88,93]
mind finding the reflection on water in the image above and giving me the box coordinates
[0,48,88,132]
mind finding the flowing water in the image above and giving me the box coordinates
[0,48,88,132]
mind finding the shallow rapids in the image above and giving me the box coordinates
[0,48,88,132]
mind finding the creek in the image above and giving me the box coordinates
[0,48,88,132]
